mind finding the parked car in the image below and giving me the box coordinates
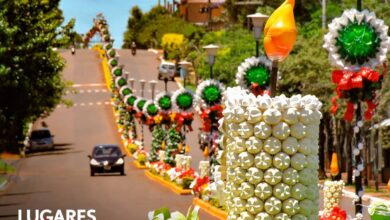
[28,129,54,151]
[88,145,125,176]
[158,61,176,81]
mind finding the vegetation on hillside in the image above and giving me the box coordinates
[0,0,69,153]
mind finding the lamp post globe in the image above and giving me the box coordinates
[203,44,220,79]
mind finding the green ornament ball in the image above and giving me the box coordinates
[105,44,112,50]
[104,35,110,41]
[336,21,380,65]
[137,100,146,111]
[246,65,270,87]
[121,88,132,96]
[176,93,193,110]
[110,60,118,67]
[127,96,137,106]
[117,78,126,87]
[202,85,221,103]
[147,104,159,116]
[109,50,116,57]
[159,96,172,110]
[113,69,122,77]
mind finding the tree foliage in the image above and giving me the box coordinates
[122,6,204,50]
[0,0,67,152]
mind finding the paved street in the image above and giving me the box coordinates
[0,49,216,220]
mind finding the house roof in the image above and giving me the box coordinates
[185,0,225,3]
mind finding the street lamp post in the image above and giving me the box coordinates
[149,80,157,99]
[128,78,135,90]
[203,44,219,79]
[247,13,269,57]
[179,61,191,88]
[139,79,146,146]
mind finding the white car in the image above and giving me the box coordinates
[28,129,54,151]
[158,61,176,81]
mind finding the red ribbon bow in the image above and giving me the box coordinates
[331,68,380,121]
[251,83,270,96]
[200,105,223,132]
[175,112,194,132]
[320,206,346,220]
[194,176,210,193]
[178,168,195,179]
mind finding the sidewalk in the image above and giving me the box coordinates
[343,185,390,204]
[0,153,22,193]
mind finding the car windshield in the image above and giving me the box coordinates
[162,64,175,70]
[31,130,51,139]
[92,146,121,158]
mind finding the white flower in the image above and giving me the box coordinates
[235,56,272,92]
[324,9,390,69]
[154,91,172,113]
[172,88,195,112]
[195,79,226,109]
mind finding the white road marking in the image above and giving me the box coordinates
[88,102,94,106]
[94,89,100,93]
[80,103,85,106]
[104,101,110,105]
[97,102,102,105]
[72,83,106,87]
[87,90,92,93]
[79,90,84,93]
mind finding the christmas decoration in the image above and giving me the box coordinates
[236,56,272,96]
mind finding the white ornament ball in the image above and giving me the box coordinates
[246,137,263,154]
[263,137,282,155]
[290,122,306,139]
[254,122,272,139]
[273,183,291,200]
[246,167,263,184]
[272,122,291,140]
[264,197,282,215]
[255,152,273,170]
[291,153,307,170]
[240,182,255,199]
[283,198,300,216]
[239,152,255,169]
[234,167,247,184]
[283,168,300,186]
[263,108,282,125]
[255,182,273,200]
[239,121,254,139]
[283,108,298,124]
[273,152,291,170]
[247,106,263,124]
[264,168,283,185]
[282,137,299,155]
[254,212,272,220]
[274,213,290,220]
[246,197,264,214]
[291,183,307,200]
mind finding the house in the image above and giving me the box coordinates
[178,0,225,29]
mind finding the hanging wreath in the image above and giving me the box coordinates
[124,94,137,111]
[119,86,132,97]
[172,88,194,132]
[143,101,159,118]
[104,42,113,51]
[107,49,116,58]
[155,92,172,113]
[172,88,195,112]
[195,79,225,108]
[236,56,272,96]
[115,77,127,88]
[324,9,390,70]
[111,67,123,77]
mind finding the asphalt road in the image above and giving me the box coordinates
[0,49,216,220]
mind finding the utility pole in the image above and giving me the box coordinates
[322,0,326,30]
[208,0,212,31]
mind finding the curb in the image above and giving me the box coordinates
[144,170,192,195]
[342,189,390,205]
[133,160,147,169]
[193,198,227,220]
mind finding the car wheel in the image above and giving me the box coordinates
[90,171,95,176]
[120,167,125,176]
[158,74,162,80]
[171,77,175,81]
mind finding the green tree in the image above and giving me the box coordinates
[122,6,144,48]
[0,0,67,152]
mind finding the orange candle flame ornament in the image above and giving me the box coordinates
[264,0,297,61]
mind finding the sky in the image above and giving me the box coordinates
[59,0,157,48]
